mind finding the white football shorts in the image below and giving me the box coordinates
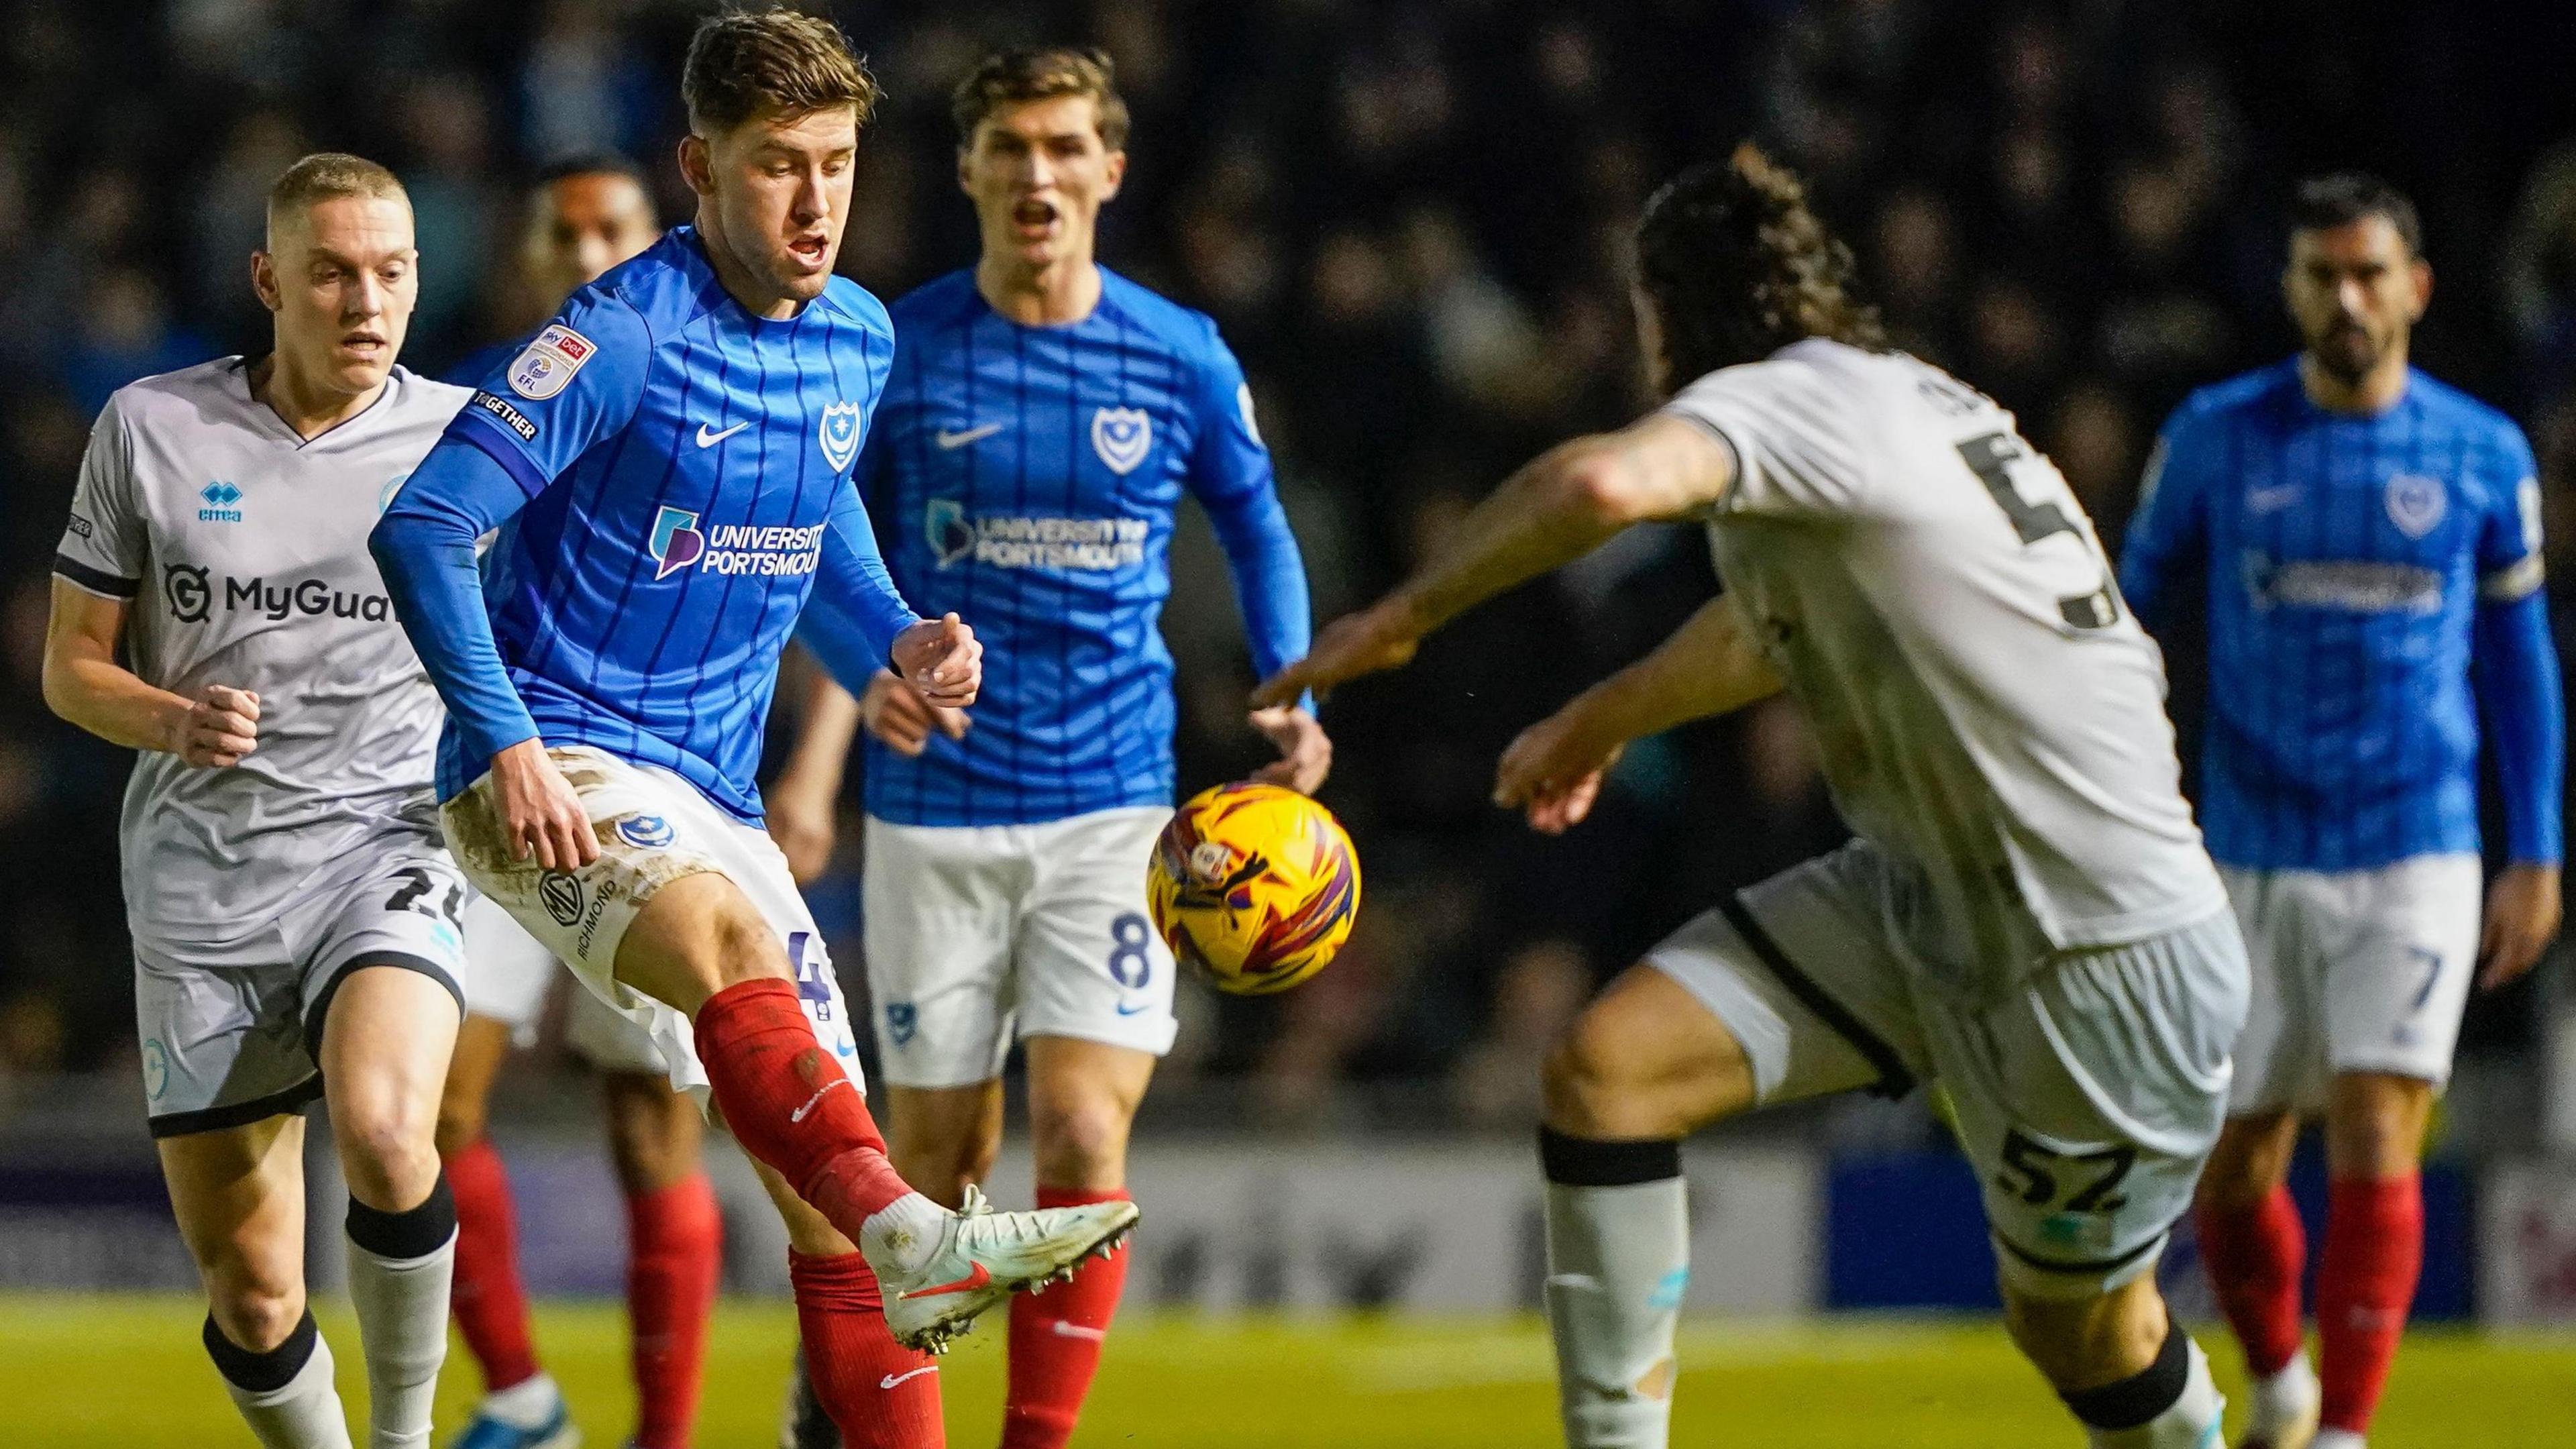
[863,806,1177,1089]
[133,822,467,1137]
[2218,853,2483,1114]
[441,746,861,1101]
[1647,840,2249,1300]
[456,892,669,1075]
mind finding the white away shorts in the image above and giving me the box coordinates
[2218,854,2484,1113]
[863,806,1177,1089]
[1647,841,2249,1300]
[442,747,861,1101]
[456,892,670,1074]
[133,826,468,1136]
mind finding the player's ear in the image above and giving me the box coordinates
[676,133,714,199]
[2409,258,2433,322]
[1100,148,1127,200]
[249,250,280,314]
[956,143,975,199]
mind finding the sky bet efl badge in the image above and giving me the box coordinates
[506,323,595,401]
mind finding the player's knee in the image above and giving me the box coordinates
[336,1101,441,1208]
[207,1278,305,1355]
[706,900,791,989]
[1030,1095,1131,1189]
[1541,1014,1643,1137]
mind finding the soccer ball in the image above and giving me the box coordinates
[1147,782,1361,995]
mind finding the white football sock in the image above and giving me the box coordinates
[2314,1432,2367,1449]
[2249,1354,2318,1438]
[209,1313,354,1449]
[860,1191,949,1275]
[1543,1167,1689,1449]
[2086,1334,2225,1449]
[345,1205,456,1449]
[479,1370,564,1429]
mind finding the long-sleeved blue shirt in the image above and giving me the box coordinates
[372,227,915,824]
[830,267,1311,826]
[2121,358,2564,869]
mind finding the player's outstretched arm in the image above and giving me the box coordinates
[42,580,261,767]
[1252,414,1735,708]
[1494,594,1785,834]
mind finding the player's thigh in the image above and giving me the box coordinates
[1936,910,2248,1303]
[299,847,470,1167]
[2219,865,2329,1116]
[598,1067,704,1197]
[1023,1035,1157,1191]
[863,814,1026,1089]
[2316,854,2484,1085]
[133,943,325,1142]
[1015,808,1177,1063]
[157,1113,311,1344]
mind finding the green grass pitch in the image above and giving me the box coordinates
[5,1295,2573,1446]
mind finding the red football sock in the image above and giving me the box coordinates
[788,1249,945,1449]
[445,1136,542,1392]
[693,980,915,1238]
[626,1172,722,1449]
[1003,1187,1133,1449]
[2195,1183,2308,1379]
[2318,1173,2422,1434]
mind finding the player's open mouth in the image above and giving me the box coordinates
[787,233,828,268]
[338,334,386,356]
[1013,198,1059,238]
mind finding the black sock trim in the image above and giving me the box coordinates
[1719,896,1915,1099]
[345,1173,457,1260]
[1538,1127,1681,1187]
[203,1307,319,1394]
[2059,1322,2189,1431]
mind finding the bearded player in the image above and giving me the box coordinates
[1261,146,2251,1449]
[434,154,723,1449]
[370,13,1136,1449]
[765,48,1324,1449]
[2122,174,2563,1449]
[46,153,468,1449]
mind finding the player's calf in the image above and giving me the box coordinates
[2006,1279,2226,1448]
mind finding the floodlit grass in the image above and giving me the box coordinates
[3,1295,2571,1446]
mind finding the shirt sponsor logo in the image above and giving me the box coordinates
[166,565,211,623]
[923,499,1146,571]
[471,390,539,443]
[506,323,594,401]
[2243,553,2443,615]
[539,870,585,926]
[164,564,396,625]
[616,814,675,849]
[2385,473,2447,538]
[649,506,824,581]
[199,480,245,524]
[1091,407,1152,474]
[819,400,863,472]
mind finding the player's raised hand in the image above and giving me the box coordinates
[1248,705,1332,794]
[1250,600,1423,709]
[861,668,970,759]
[1493,708,1625,836]
[2479,862,2563,989]
[894,613,982,708]
[491,738,600,871]
[174,685,261,768]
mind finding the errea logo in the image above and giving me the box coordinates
[199,481,244,523]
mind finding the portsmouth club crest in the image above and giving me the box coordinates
[2385,473,2447,539]
[506,323,594,401]
[818,401,863,472]
[1091,407,1152,475]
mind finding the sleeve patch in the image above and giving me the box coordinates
[64,513,92,539]
[469,390,540,443]
[2520,476,2545,554]
[505,323,596,400]
[2481,554,2546,602]
[1237,382,1263,446]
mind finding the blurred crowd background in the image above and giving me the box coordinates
[3,0,2576,1146]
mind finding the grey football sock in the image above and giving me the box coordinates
[344,1179,458,1449]
[1540,1130,1690,1449]
[205,1309,355,1449]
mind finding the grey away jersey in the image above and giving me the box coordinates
[54,359,469,952]
[1664,339,2227,1001]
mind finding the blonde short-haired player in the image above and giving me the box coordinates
[46,152,469,1449]
[1260,145,2252,1449]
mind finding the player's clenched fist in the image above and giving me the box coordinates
[894,612,982,708]
[490,738,600,871]
[862,667,970,759]
[172,684,261,768]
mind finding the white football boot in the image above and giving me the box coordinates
[869,1185,1140,1354]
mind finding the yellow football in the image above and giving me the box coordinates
[1147,782,1362,995]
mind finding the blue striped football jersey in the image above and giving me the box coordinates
[2121,360,2553,869]
[852,268,1311,826]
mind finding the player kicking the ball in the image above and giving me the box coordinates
[1260,144,2251,1449]
[2123,175,2564,1449]
[46,154,470,1449]
[371,13,1136,1449]
[764,47,1324,1449]
[434,154,724,1449]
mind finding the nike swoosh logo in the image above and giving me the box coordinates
[1115,1001,1152,1016]
[897,1261,993,1300]
[935,423,1005,449]
[697,421,750,448]
[879,1365,938,1389]
[791,1077,851,1124]
[2246,484,2302,513]
[1050,1320,1109,1342]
